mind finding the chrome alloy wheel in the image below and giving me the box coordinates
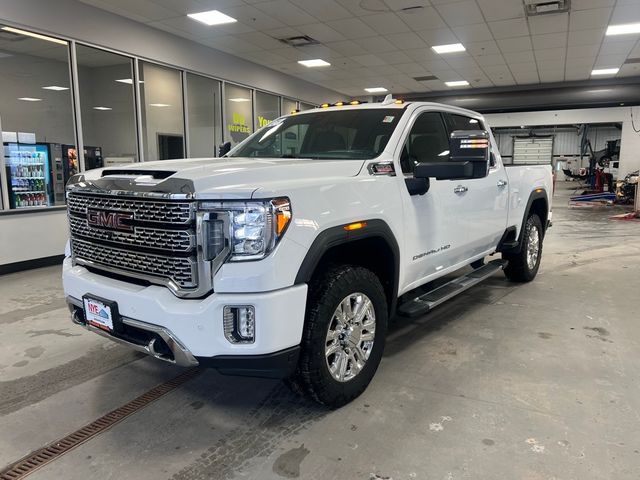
[526,224,540,270]
[325,293,376,383]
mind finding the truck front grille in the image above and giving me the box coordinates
[67,191,207,296]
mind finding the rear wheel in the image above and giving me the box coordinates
[288,265,388,408]
[503,213,543,282]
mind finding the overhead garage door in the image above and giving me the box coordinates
[512,136,554,165]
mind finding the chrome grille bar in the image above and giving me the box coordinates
[68,216,195,253]
[72,238,197,289]
[67,192,193,224]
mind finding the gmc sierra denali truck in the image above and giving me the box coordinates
[63,97,552,407]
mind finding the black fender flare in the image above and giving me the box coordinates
[294,219,400,313]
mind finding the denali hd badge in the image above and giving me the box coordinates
[86,209,134,232]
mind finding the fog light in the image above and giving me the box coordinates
[223,305,255,344]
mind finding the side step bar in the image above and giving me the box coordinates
[397,259,507,317]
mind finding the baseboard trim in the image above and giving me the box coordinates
[0,255,65,275]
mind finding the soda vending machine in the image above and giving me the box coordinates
[3,143,52,209]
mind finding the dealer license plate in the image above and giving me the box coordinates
[83,297,114,332]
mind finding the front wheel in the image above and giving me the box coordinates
[503,213,543,282]
[288,265,388,408]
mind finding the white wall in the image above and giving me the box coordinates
[0,210,68,265]
[485,106,640,177]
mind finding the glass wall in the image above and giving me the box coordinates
[0,25,75,210]
[186,73,221,158]
[299,102,316,111]
[76,45,137,169]
[255,91,280,129]
[282,98,298,115]
[224,83,253,146]
[139,61,184,161]
[0,25,319,212]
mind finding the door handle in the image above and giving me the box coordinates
[454,185,468,194]
[497,179,508,188]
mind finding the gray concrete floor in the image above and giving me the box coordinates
[1,183,640,480]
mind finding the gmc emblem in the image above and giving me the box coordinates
[86,209,134,232]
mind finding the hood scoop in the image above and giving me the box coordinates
[102,169,176,179]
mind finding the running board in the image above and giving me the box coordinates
[397,259,507,317]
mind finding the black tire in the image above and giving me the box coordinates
[288,265,388,408]
[503,213,543,282]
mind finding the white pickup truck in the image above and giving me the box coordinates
[63,97,552,407]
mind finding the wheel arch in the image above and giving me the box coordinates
[294,219,400,315]
[506,189,549,254]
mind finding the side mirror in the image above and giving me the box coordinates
[414,130,490,181]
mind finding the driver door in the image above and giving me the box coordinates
[397,110,471,291]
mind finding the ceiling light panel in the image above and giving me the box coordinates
[298,59,331,67]
[432,43,466,54]
[365,87,388,93]
[42,85,69,91]
[606,23,640,36]
[445,80,470,86]
[18,97,42,101]
[93,106,112,110]
[187,10,237,26]
[2,26,67,45]
[591,68,619,75]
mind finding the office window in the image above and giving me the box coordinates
[76,45,137,171]
[186,73,221,157]
[224,83,252,146]
[0,25,75,210]
[282,98,298,115]
[139,62,184,161]
[255,91,279,130]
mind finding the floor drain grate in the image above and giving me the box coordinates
[0,367,201,480]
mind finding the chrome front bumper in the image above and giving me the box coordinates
[67,296,199,367]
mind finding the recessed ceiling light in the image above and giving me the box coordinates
[606,23,640,36]
[149,103,171,107]
[591,68,619,75]
[432,43,466,54]
[93,106,112,110]
[42,85,69,91]
[445,80,470,87]
[2,26,68,45]
[227,98,251,102]
[18,97,42,102]
[187,10,237,26]
[298,59,331,68]
[365,87,388,93]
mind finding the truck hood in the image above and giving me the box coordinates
[85,157,365,199]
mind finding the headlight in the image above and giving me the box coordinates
[199,197,291,261]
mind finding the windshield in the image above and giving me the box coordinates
[227,108,405,160]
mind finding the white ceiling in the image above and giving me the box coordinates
[77,0,640,97]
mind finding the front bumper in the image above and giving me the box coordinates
[63,258,307,377]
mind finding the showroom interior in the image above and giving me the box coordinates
[1,0,640,477]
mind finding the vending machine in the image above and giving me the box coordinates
[3,143,52,209]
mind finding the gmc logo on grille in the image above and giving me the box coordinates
[86,209,134,232]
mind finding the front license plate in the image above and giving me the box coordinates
[83,296,115,332]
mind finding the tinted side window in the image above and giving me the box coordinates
[400,112,450,174]
[446,113,484,131]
